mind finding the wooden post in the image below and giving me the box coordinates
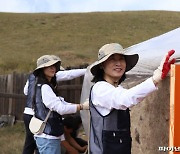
[169,64,180,153]
[7,72,14,115]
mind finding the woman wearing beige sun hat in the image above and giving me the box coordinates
[22,54,88,154]
[88,43,175,154]
[90,43,139,75]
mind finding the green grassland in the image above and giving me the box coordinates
[0,11,179,74]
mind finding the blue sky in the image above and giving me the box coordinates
[0,0,180,13]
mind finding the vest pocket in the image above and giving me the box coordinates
[102,130,132,154]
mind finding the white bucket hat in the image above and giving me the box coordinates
[33,55,61,75]
[90,43,139,75]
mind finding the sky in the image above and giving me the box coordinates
[0,0,180,13]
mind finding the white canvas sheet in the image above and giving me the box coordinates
[126,27,180,74]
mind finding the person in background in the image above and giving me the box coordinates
[61,115,88,154]
[32,55,89,154]
[22,55,87,154]
[88,43,175,154]
[61,137,79,154]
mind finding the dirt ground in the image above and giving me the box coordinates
[122,75,170,154]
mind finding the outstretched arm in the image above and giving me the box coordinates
[56,69,86,81]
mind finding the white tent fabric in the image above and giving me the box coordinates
[80,66,93,137]
[80,27,180,137]
[126,27,180,75]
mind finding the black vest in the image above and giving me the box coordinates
[89,86,130,154]
[25,73,36,108]
[26,74,64,136]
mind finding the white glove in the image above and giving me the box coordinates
[81,99,89,110]
[152,50,175,84]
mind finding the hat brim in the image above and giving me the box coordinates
[90,52,139,76]
[33,60,61,76]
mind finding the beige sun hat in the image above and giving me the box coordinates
[90,43,139,75]
[33,55,61,75]
[50,55,65,70]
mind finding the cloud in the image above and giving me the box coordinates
[0,0,179,13]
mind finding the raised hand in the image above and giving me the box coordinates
[152,50,176,84]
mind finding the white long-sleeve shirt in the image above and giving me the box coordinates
[91,77,158,116]
[23,69,86,115]
[25,69,86,139]
[24,69,86,95]
[34,84,78,140]
[41,84,77,115]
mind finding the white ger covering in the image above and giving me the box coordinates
[80,27,180,137]
[126,27,180,75]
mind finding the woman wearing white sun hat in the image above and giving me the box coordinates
[22,54,88,154]
[88,43,175,154]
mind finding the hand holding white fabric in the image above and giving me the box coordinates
[82,99,89,110]
[152,50,175,84]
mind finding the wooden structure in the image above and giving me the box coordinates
[169,64,180,153]
[0,71,84,121]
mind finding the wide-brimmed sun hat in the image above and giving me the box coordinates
[50,55,65,70]
[50,55,61,62]
[90,43,139,75]
[33,55,61,75]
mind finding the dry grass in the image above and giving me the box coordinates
[0,122,25,154]
[0,11,180,74]
[0,122,88,154]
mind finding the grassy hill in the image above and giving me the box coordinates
[0,11,179,74]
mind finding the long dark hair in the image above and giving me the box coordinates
[35,68,58,95]
[91,65,126,84]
